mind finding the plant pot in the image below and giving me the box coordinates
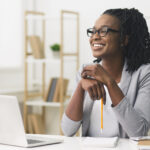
[52,51,60,58]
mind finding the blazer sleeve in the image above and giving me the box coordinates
[112,66,150,137]
[61,65,84,136]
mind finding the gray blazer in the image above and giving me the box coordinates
[61,62,150,138]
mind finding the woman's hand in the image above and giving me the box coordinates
[79,78,106,103]
[81,64,112,86]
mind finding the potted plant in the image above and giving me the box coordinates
[50,43,60,58]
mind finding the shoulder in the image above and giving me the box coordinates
[133,63,150,76]
[132,63,150,86]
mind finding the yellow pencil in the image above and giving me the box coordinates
[101,98,103,133]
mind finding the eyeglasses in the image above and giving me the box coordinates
[87,26,120,37]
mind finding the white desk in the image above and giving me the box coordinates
[0,134,138,150]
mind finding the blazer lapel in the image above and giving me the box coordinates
[119,61,132,95]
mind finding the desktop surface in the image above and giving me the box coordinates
[0,134,138,150]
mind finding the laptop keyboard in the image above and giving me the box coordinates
[27,139,44,144]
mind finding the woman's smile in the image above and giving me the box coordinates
[92,43,105,51]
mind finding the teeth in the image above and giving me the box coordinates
[93,44,104,47]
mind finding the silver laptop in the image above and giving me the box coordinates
[0,95,63,147]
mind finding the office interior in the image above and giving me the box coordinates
[0,0,150,135]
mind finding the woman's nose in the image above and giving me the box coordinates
[92,32,101,40]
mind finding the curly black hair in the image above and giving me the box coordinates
[94,8,150,73]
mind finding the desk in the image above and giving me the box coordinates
[0,134,138,150]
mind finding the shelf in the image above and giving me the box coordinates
[25,16,77,21]
[26,57,77,64]
[0,87,40,94]
[24,10,79,134]
[26,58,60,64]
[26,99,69,107]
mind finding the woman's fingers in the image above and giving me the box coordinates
[87,87,94,100]
[100,83,106,105]
[92,85,98,100]
[87,81,104,101]
[82,78,106,102]
[87,84,99,100]
[81,71,94,79]
[97,83,102,100]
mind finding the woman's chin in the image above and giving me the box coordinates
[92,53,102,58]
[92,50,103,56]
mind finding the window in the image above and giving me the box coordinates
[0,0,22,68]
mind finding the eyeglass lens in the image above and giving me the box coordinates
[87,27,108,37]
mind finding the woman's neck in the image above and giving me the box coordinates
[102,56,124,83]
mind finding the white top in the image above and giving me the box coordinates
[61,62,150,137]
[88,84,120,137]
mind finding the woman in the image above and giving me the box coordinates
[61,8,150,138]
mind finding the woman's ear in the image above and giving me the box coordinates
[120,35,129,47]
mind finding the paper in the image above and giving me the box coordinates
[82,137,119,148]
[130,136,150,141]
[138,140,150,150]
[130,137,150,150]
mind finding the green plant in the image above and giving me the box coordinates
[50,43,60,52]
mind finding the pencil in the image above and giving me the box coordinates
[101,98,103,133]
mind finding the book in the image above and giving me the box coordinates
[45,77,69,102]
[131,136,150,141]
[138,139,150,149]
[61,78,69,101]
[53,78,69,102]
[28,36,45,59]
[82,137,119,148]
[53,78,60,102]
[45,78,58,102]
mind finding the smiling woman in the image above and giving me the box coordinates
[0,0,23,68]
[61,8,150,138]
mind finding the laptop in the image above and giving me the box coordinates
[0,95,63,147]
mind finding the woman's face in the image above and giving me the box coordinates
[89,14,122,59]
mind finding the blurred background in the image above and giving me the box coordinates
[0,0,150,135]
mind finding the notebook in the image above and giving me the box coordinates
[0,95,63,148]
[138,140,150,149]
[130,136,150,150]
[82,137,119,148]
[130,136,150,141]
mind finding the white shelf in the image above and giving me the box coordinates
[26,58,60,64]
[26,57,76,64]
[25,16,76,21]
[26,99,69,107]
[0,87,39,94]
[25,16,58,21]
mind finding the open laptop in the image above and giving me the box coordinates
[0,95,63,147]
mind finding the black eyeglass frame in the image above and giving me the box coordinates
[87,26,120,37]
